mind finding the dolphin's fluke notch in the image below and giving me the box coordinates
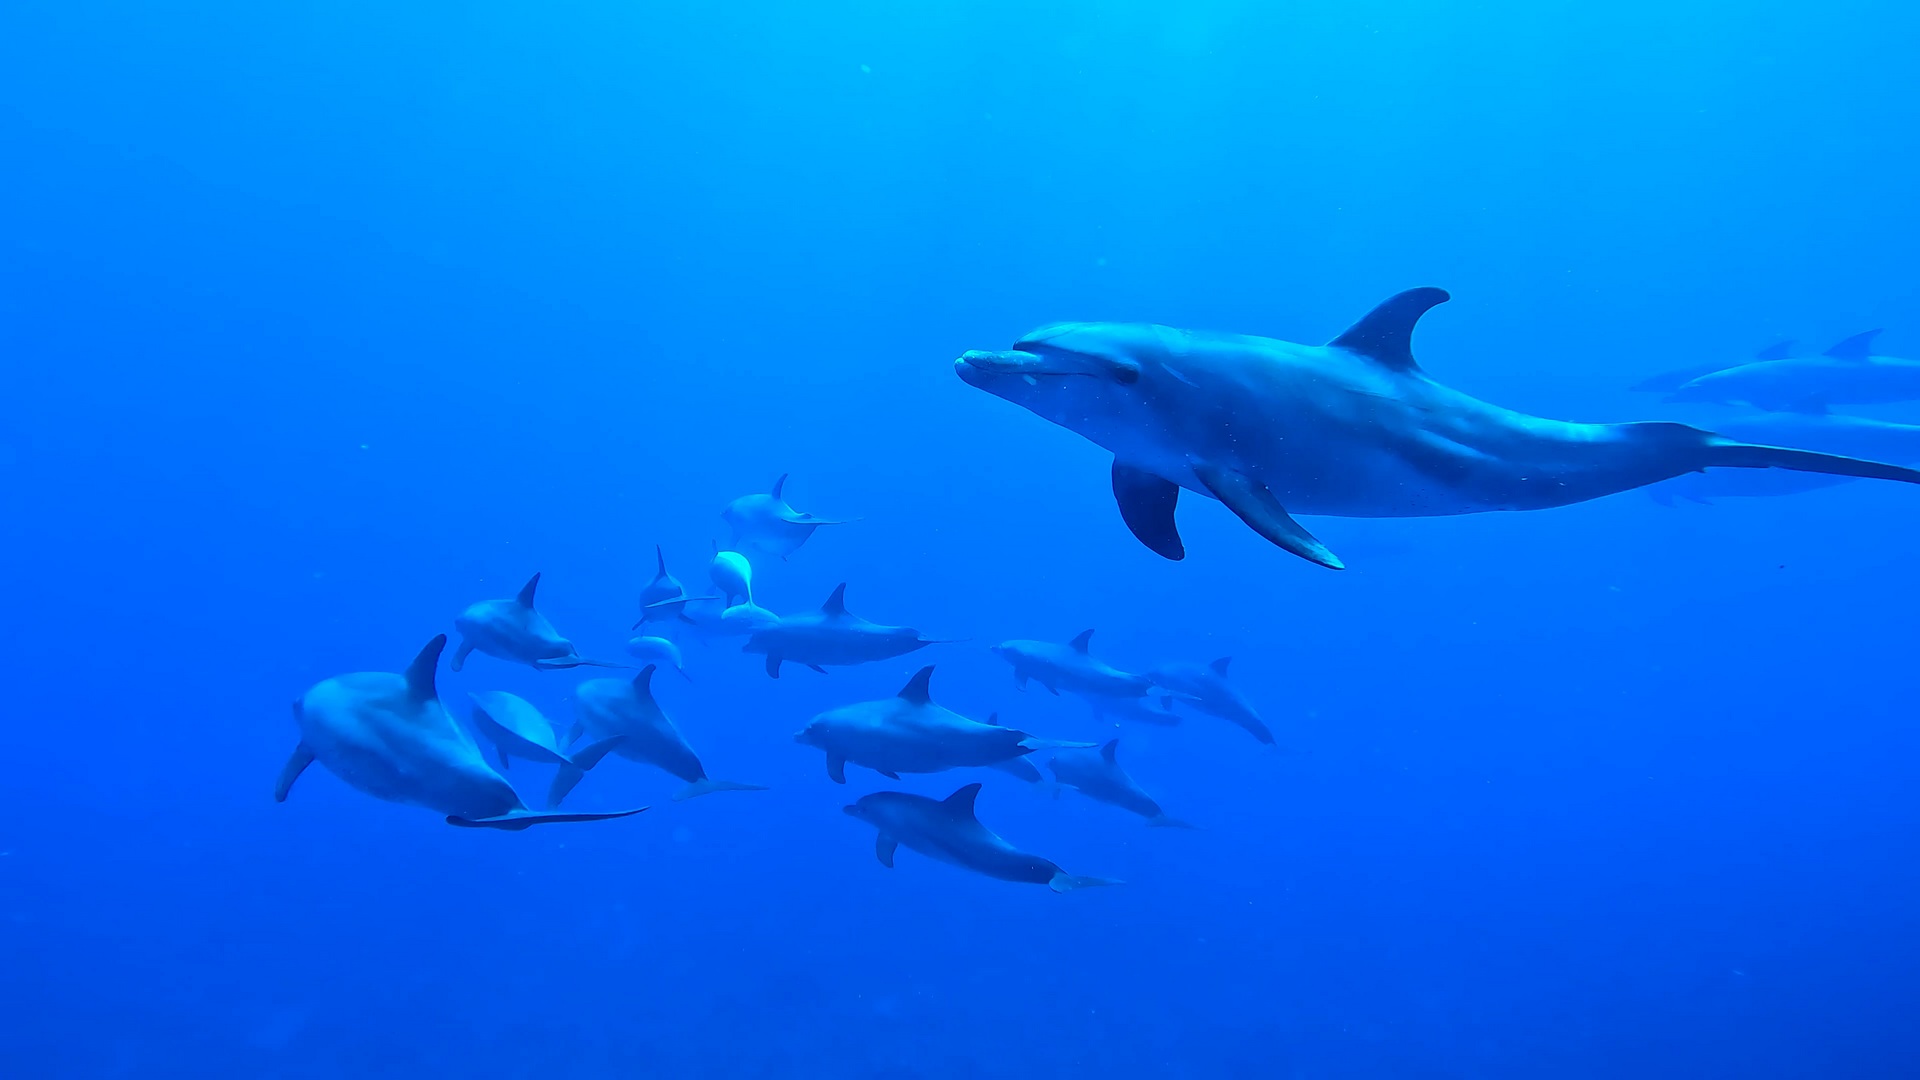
[1047,872,1123,893]
[446,807,647,830]
[1112,462,1185,560]
[1327,287,1449,372]
[1195,465,1345,569]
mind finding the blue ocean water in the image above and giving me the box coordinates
[5,1,1920,1076]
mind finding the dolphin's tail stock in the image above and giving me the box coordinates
[1048,871,1123,893]
[543,736,630,808]
[673,777,770,802]
[1701,436,1920,484]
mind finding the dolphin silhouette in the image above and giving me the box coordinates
[452,573,626,672]
[1648,407,1920,504]
[1146,657,1273,745]
[843,783,1119,893]
[1049,739,1194,829]
[1667,331,1920,409]
[990,629,1151,700]
[722,474,853,559]
[1628,340,1797,394]
[743,584,953,679]
[551,666,766,805]
[955,289,1920,567]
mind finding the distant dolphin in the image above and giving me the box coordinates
[1088,692,1186,727]
[552,667,766,804]
[1628,340,1797,394]
[743,584,953,679]
[955,289,1920,567]
[709,543,754,606]
[467,690,630,774]
[277,635,644,830]
[1667,331,1920,410]
[722,474,852,559]
[796,666,1095,783]
[635,548,717,632]
[991,629,1151,699]
[843,783,1119,893]
[1049,740,1193,829]
[1646,408,1920,503]
[1147,657,1273,745]
[625,635,694,681]
[451,573,625,672]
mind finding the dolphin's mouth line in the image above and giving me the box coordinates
[957,348,1139,385]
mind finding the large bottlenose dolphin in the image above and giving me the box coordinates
[551,667,766,805]
[1048,740,1193,829]
[955,289,1920,568]
[743,583,952,678]
[1667,331,1920,410]
[991,629,1151,699]
[1146,657,1273,745]
[843,783,1120,893]
[1648,408,1920,504]
[1628,340,1797,394]
[451,573,625,672]
[722,474,852,559]
[795,666,1094,784]
[277,635,644,830]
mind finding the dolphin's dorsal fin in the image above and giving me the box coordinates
[405,635,446,702]
[1328,287,1450,373]
[1210,656,1232,676]
[1755,339,1796,362]
[942,782,983,818]
[655,545,668,576]
[898,666,935,705]
[985,712,1000,726]
[1100,739,1119,763]
[822,583,849,616]
[771,473,789,501]
[516,573,541,608]
[1069,629,1094,653]
[1824,329,1883,360]
[632,665,657,696]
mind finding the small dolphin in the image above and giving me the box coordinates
[843,783,1119,893]
[1628,340,1797,394]
[1648,407,1920,504]
[451,573,625,673]
[1147,657,1272,745]
[625,635,694,680]
[991,629,1151,699]
[277,635,644,830]
[722,474,852,559]
[1049,740,1193,829]
[635,547,718,631]
[743,584,952,679]
[1089,692,1186,727]
[467,690,630,774]
[1667,331,1920,410]
[552,666,766,805]
[956,289,1920,567]
[796,666,1096,783]
[720,599,781,635]
[709,543,755,606]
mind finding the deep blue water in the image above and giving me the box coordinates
[5,2,1920,1076]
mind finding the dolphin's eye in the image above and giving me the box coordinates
[1112,362,1140,385]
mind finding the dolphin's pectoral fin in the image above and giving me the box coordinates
[877,769,901,779]
[447,807,646,830]
[1111,462,1185,560]
[450,639,475,673]
[805,663,828,675]
[1013,670,1029,691]
[548,765,588,808]
[765,654,783,679]
[1195,466,1346,570]
[827,755,847,784]
[875,834,898,868]
[274,743,315,803]
[494,742,511,772]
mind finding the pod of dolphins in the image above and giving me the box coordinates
[277,288,1919,889]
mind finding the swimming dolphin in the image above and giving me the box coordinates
[1049,740,1193,829]
[467,690,630,774]
[743,584,952,679]
[1088,692,1186,727]
[722,474,852,559]
[795,666,1096,783]
[955,289,1920,568]
[709,544,755,606]
[720,599,781,635]
[1666,331,1920,410]
[625,635,694,680]
[277,635,645,830]
[1628,340,1797,394]
[635,548,718,632]
[991,630,1151,699]
[1147,657,1272,745]
[1647,407,1920,504]
[451,573,625,672]
[843,783,1119,893]
[551,666,765,805]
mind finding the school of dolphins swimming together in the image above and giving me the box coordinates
[277,287,1920,893]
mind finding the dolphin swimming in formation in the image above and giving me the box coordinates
[843,783,1120,893]
[1146,657,1272,745]
[467,690,628,773]
[723,474,851,559]
[955,289,1920,568]
[709,544,755,606]
[625,635,694,680]
[1666,331,1920,410]
[634,548,719,632]
[1629,340,1798,394]
[991,629,1151,699]
[1049,740,1193,829]
[1647,408,1920,504]
[795,666,1095,783]
[552,667,766,805]
[277,635,645,830]
[451,573,624,672]
[743,584,951,678]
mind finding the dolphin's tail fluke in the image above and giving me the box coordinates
[1048,871,1123,893]
[1701,437,1920,484]
[447,807,647,830]
[673,778,769,802]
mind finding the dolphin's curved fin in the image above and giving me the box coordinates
[1069,629,1094,653]
[877,769,901,779]
[673,778,768,801]
[446,807,647,830]
[547,765,588,808]
[1196,465,1346,569]
[1100,739,1119,763]
[942,782,984,818]
[655,545,669,576]
[1755,339,1797,362]
[1328,287,1450,373]
[765,654,783,679]
[822,583,849,617]
[565,735,628,772]
[990,757,1044,784]
[1048,871,1122,893]
[274,743,314,802]
[405,635,446,702]
[1210,657,1232,676]
[1111,462,1185,560]
[770,473,789,500]
[985,711,1001,726]
[1823,329,1883,360]
[516,572,541,608]
[826,755,847,784]
[631,665,657,697]
[875,833,898,868]
[898,665,935,705]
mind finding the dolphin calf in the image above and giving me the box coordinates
[1667,331,1920,410]
[277,635,645,830]
[625,635,694,680]
[1646,407,1920,504]
[991,630,1151,699]
[552,667,766,805]
[722,474,851,559]
[955,289,1920,567]
[843,783,1119,893]
[1147,657,1272,745]
[1049,740,1192,829]
[1628,340,1797,394]
[743,584,951,679]
[709,544,755,606]
[1089,692,1186,728]
[467,690,629,773]
[795,666,1095,783]
[451,573,625,672]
